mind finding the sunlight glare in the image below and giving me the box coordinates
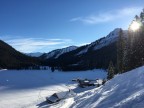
[130,21,140,31]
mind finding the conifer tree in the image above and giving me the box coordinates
[51,66,55,72]
[140,9,144,21]
[107,61,115,80]
[117,29,125,73]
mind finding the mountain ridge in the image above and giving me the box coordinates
[0,28,128,70]
[41,28,128,71]
[41,28,124,59]
[40,46,78,59]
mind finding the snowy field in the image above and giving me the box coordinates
[1,67,144,108]
[0,69,106,108]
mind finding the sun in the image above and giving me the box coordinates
[130,21,141,31]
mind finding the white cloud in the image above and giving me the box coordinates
[1,37,72,53]
[70,7,142,24]
[70,17,82,22]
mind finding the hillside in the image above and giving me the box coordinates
[0,40,41,69]
[70,66,144,108]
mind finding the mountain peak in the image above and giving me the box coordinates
[41,46,78,59]
[107,28,121,38]
[77,28,123,55]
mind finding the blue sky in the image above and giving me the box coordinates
[0,0,144,53]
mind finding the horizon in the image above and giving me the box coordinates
[0,0,143,53]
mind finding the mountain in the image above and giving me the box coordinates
[0,40,41,69]
[77,28,121,55]
[26,52,43,57]
[41,28,128,71]
[0,28,128,70]
[77,28,128,55]
[40,46,78,59]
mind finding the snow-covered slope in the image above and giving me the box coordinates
[26,52,43,57]
[77,28,125,55]
[70,66,144,108]
[42,46,78,59]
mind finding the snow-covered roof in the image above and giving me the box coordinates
[46,93,59,102]
[56,91,68,99]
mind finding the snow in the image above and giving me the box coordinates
[45,46,78,59]
[70,66,144,108]
[1,66,144,108]
[0,69,106,108]
[77,28,126,55]
[93,28,120,50]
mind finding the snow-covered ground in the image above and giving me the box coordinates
[1,66,144,108]
[70,66,144,108]
[0,69,106,108]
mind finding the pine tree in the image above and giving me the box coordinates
[124,29,133,71]
[51,66,55,72]
[140,9,144,21]
[135,15,139,21]
[107,61,115,80]
[117,29,125,73]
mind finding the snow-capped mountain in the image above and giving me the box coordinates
[77,28,122,55]
[43,28,127,58]
[42,28,128,71]
[0,28,128,71]
[26,52,43,57]
[41,46,78,59]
